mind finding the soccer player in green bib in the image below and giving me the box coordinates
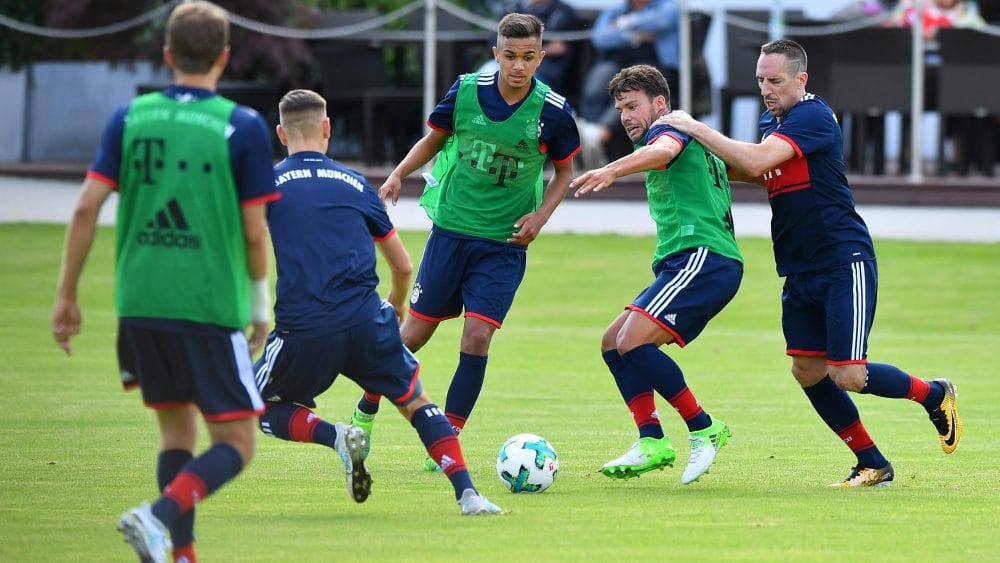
[572,64,742,484]
[51,2,279,560]
[351,12,580,470]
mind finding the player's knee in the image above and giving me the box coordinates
[614,330,647,355]
[460,327,494,354]
[790,363,825,386]
[600,327,618,351]
[829,367,866,393]
[398,392,432,421]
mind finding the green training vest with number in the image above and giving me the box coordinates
[643,138,743,267]
[420,73,549,242]
[115,92,250,329]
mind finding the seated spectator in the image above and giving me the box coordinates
[886,0,985,38]
[577,0,702,167]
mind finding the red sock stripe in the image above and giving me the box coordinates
[163,471,207,514]
[906,376,931,403]
[362,391,381,403]
[627,391,660,428]
[173,544,197,563]
[667,387,704,422]
[836,420,875,453]
[426,435,467,476]
[288,406,320,443]
[445,413,467,435]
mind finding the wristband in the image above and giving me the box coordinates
[250,278,272,323]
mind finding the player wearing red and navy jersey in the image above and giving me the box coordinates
[757,94,875,276]
[351,14,580,469]
[252,89,503,516]
[52,3,281,561]
[661,39,961,487]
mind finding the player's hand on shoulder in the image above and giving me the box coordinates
[655,110,695,133]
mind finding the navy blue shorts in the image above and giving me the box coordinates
[628,247,743,347]
[117,319,264,421]
[254,302,423,407]
[408,227,527,328]
[781,260,878,365]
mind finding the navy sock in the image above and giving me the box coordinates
[803,376,888,469]
[603,349,663,439]
[157,449,194,549]
[411,404,475,499]
[259,404,339,448]
[444,352,488,425]
[153,443,244,527]
[620,344,711,432]
[862,363,945,410]
[859,362,910,398]
[356,392,381,416]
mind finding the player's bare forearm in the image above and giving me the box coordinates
[52,177,112,354]
[381,129,449,204]
[538,159,575,219]
[660,110,793,177]
[241,204,270,281]
[573,137,678,196]
[509,160,573,245]
[377,234,413,318]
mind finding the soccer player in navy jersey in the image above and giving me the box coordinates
[253,89,502,516]
[660,39,962,487]
[51,2,279,561]
[572,65,741,484]
[350,12,581,471]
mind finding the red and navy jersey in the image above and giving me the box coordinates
[268,152,394,333]
[88,85,276,207]
[758,94,875,276]
[428,72,581,164]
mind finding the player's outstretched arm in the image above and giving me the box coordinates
[378,129,450,205]
[657,110,794,178]
[52,177,113,356]
[571,134,681,197]
[376,233,413,321]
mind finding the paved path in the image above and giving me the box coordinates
[3,175,998,242]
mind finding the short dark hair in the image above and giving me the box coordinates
[278,89,326,135]
[498,12,544,40]
[608,64,671,108]
[165,1,229,74]
[761,39,808,76]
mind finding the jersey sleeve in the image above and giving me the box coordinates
[771,100,839,158]
[87,103,130,188]
[427,77,463,132]
[229,105,280,206]
[646,122,690,148]
[540,100,581,163]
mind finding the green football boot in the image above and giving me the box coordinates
[350,409,375,460]
[599,436,676,479]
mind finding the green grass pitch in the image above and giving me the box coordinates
[1,223,997,561]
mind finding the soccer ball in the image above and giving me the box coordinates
[496,433,559,493]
